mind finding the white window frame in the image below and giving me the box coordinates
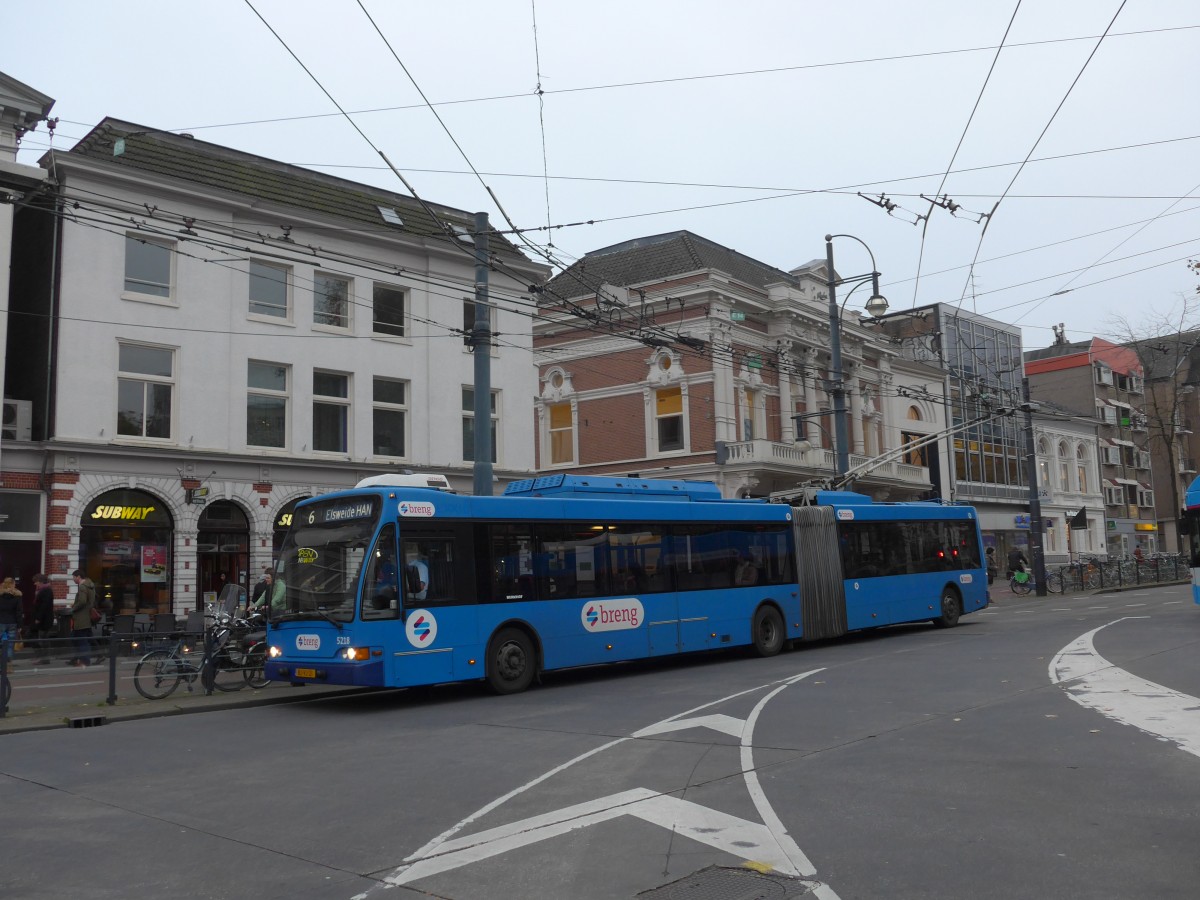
[247,360,290,449]
[1137,487,1155,507]
[545,401,576,467]
[371,282,408,339]
[1104,485,1123,506]
[313,370,351,454]
[1101,445,1121,465]
[123,234,176,304]
[248,260,292,321]
[116,341,176,442]
[462,387,499,463]
[1076,445,1090,493]
[314,272,352,331]
[1095,365,1113,385]
[1057,441,1071,491]
[653,384,687,455]
[743,388,765,441]
[372,377,408,459]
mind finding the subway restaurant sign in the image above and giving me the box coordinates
[91,505,157,520]
[83,490,172,527]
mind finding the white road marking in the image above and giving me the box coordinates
[394,789,803,883]
[372,669,835,897]
[1050,618,1200,758]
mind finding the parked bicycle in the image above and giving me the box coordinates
[133,607,268,700]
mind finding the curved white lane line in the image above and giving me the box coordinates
[373,668,830,893]
[741,672,821,878]
[1050,617,1200,758]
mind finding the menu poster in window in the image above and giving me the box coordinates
[142,545,168,582]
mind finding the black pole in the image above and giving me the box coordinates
[1024,376,1047,597]
[472,211,494,496]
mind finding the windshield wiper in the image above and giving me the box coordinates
[273,608,345,630]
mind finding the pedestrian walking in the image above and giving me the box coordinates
[0,577,22,673]
[31,574,55,663]
[67,569,95,667]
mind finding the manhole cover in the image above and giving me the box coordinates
[637,865,814,900]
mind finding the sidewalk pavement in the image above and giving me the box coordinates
[0,678,370,736]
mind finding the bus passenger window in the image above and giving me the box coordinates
[402,536,461,604]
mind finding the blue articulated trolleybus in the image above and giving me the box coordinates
[262,474,988,694]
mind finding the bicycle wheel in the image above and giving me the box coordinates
[243,643,269,689]
[134,649,183,700]
[210,647,246,692]
[1046,571,1063,594]
[1010,576,1032,596]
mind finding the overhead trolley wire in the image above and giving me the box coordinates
[911,0,1022,307]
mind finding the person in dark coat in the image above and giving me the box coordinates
[31,574,55,663]
[0,576,22,673]
[67,569,95,667]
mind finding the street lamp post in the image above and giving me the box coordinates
[825,233,889,477]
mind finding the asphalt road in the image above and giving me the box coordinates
[5,584,1200,899]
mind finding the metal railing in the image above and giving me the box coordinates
[1049,555,1190,593]
[0,626,265,719]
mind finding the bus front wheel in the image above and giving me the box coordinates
[487,627,536,694]
[933,588,961,628]
[751,605,785,657]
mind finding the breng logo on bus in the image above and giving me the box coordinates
[836,509,855,520]
[296,634,320,651]
[581,599,644,631]
[399,501,436,517]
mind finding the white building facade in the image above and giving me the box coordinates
[1033,415,1105,564]
[2,118,546,610]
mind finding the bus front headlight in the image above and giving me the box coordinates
[268,645,282,659]
[343,647,371,661]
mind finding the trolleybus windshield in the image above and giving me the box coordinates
[274,496,381,623]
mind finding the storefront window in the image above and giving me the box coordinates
[197,501,249,608]
[81,489,173,614]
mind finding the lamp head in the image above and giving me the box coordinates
[864,271,888,317]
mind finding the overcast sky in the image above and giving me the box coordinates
[5,0,1197,350]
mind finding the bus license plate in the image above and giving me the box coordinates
[295,668,316,679]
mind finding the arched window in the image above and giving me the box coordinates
[1076,444,1090,493]
[1037,438,1051,490]
[1058,441,1071,491]
[906,406,922,421]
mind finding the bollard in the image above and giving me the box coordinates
[107,632,119,705]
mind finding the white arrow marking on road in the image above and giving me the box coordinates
[392,788,801,884]
[1050,618,1200,758]
[373,669,834,896]
[635,713,746,739]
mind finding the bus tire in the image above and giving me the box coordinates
[933,587,961,628]
[751,605,785,657]
[487,627,536,695]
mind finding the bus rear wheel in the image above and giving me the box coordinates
[933,588,961,628]
[751,605,785,657]
[487,627,535,695]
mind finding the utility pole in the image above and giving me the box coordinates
[471,211,493,496]
[1023,376,1047,597]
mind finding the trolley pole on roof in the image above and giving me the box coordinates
[472,211,494,496]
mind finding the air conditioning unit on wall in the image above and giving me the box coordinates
[2,399,32,441]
